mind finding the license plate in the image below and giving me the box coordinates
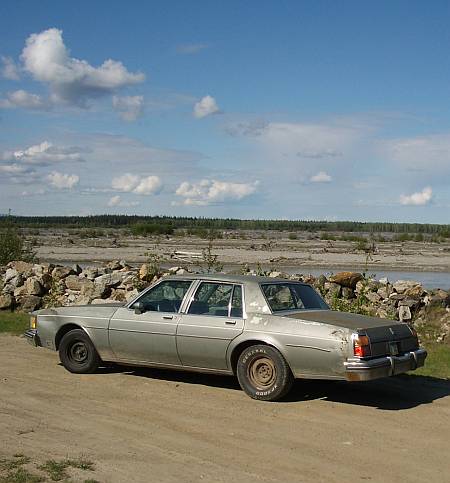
[389,342,399,355]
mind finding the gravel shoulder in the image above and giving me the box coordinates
[1,335,450,482]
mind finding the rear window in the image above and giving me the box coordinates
[261,283,328,312]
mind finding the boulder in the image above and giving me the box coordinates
[126,289,139,301]
[14,285,28,297]
[139,263,150,281]
[4,268,19,283]
[8,261,34,276]
[0,294,14,310]
[393,280,421,294]
[82,268,99,280]
[324,282,341,297]
[65,275,85,291]
[72,264,83,275]
[328,272,363,289]
[90,298,118,305]
[341,287,355,299]
[25,277,44,296]
[20,295,42,312]
[106,260,123,271]
[37,273,52,291]
[365,292,382,304]
[398,305,412,322]
[94,272,124,288]
[51,266,75,280]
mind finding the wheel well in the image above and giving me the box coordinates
[54,323,83,350]
[230,340,269,375]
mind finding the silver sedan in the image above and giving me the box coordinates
[26,274,427,401]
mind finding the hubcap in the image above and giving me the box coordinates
[69,341,88,363]
[248,356,276,388]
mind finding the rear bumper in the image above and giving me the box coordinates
[24,329,41,347]
[344,348,427,382]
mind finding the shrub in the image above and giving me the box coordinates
[0,223,36,266]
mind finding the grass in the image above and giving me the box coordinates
[414,343,450,379]
[0,312,29,335]
[0,455,95,483]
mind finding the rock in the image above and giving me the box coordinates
[378,277,389,285]
[14,285,28,297]
[314,275,327,290]
[393,280,421,294]
[398,298,420,309]
[106,260,123,271]
[8,261,34,275]
[341,287,355,299]
[65,275,84,291]
[176,268,187,275]
[377,286,391,299]
[20,295,42,312]
[126,289,139,301]
[25,277,44,296]
[94,272,123,288]
[398,305,412,322]
[1,283,14,295]
[404,285,424,298]
[168,266,181,274]
[37,273,52,291]
[328,272,363,289]
[139,264,151,281]
[72,264,83,275]
[0,294,14,310]
[355,280,365,294]
[365,292,382,304]
[51,266,75,280]
[90,298,118,305]
[4,268,19,283]
[111,289,127,301]
[73,295,92,306]
[269,271,284,278]
[82,268,99,280]
[324,282,341,297]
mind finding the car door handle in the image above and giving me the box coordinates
[162,315,174,320]
[225,320,237,325]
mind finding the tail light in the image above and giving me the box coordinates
[353,333,371,358]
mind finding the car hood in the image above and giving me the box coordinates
[286,310,403,331]
[34,303,124,318]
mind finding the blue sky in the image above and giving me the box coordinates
[0,0,449,222]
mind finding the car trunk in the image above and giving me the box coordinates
[285,310,419,358]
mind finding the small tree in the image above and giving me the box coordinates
[200,237,223,273]
[0,223,36,266]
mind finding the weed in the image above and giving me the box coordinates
[39,457,94,481]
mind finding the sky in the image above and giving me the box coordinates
[0,0,449,223]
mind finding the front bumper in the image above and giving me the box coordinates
[24,329,41,347]
[344,348,427,382]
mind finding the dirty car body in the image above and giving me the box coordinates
[26,274,427,400]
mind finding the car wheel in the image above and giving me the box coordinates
[236,344,293,401]
[59,329,100,374]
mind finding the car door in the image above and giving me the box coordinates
[177,282,245,370]
[109,279,193,365]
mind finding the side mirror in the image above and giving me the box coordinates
[133,301,145,315]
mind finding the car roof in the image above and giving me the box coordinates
[163,273,309,285]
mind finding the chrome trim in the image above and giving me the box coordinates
[24,329,41,347]
[285,344,332,352]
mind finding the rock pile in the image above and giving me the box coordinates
[0,261,449,341]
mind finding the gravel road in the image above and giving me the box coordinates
[1,335,450,482]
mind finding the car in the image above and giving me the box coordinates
[25,274,427,401]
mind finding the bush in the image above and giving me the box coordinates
[0,223,36,266]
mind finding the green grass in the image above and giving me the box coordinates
[0,312,29,335]
[415,343,450,379]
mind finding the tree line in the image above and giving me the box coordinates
[0,215,449,236]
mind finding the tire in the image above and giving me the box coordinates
[59,329,100,374]
[236,344,293,401]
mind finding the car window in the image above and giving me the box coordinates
[133,280,192,313]
[188,282,234,317]
[231,285,243,318]
[261,283,328,312]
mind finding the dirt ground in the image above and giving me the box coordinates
[33,229,450,272]
[1,335,450,483]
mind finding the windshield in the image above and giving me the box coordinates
[261,283,328,312]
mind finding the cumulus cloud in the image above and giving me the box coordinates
[0,89,46,109]
[20,28,145,105]
[193,95,219,119]
[310,171,332,183]
[112,95,144,121]
[1,56,20,80]
[107,195,139,207]
[175,179,258,206]
[0,163,28,175]
[47,171,79,189]
[3,141,85,166]
[400,187,433,206]
[176,43,209,54]
[111,173,162,195]
[297,149,342,159]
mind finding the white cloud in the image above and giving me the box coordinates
[175,179,258,206]
[0,163,28,174]
[3,141,84,166]
[1,56,20,80]
[0,89,46,109]
[310,171,332,183]
[176,43,209,54]
[111,173,162,195]
[107,195,139,207]
[112,95,144,121]
[400,187,433,206]
[20,28,145,105]
[47,171,79,189]
[193,95,219,119]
